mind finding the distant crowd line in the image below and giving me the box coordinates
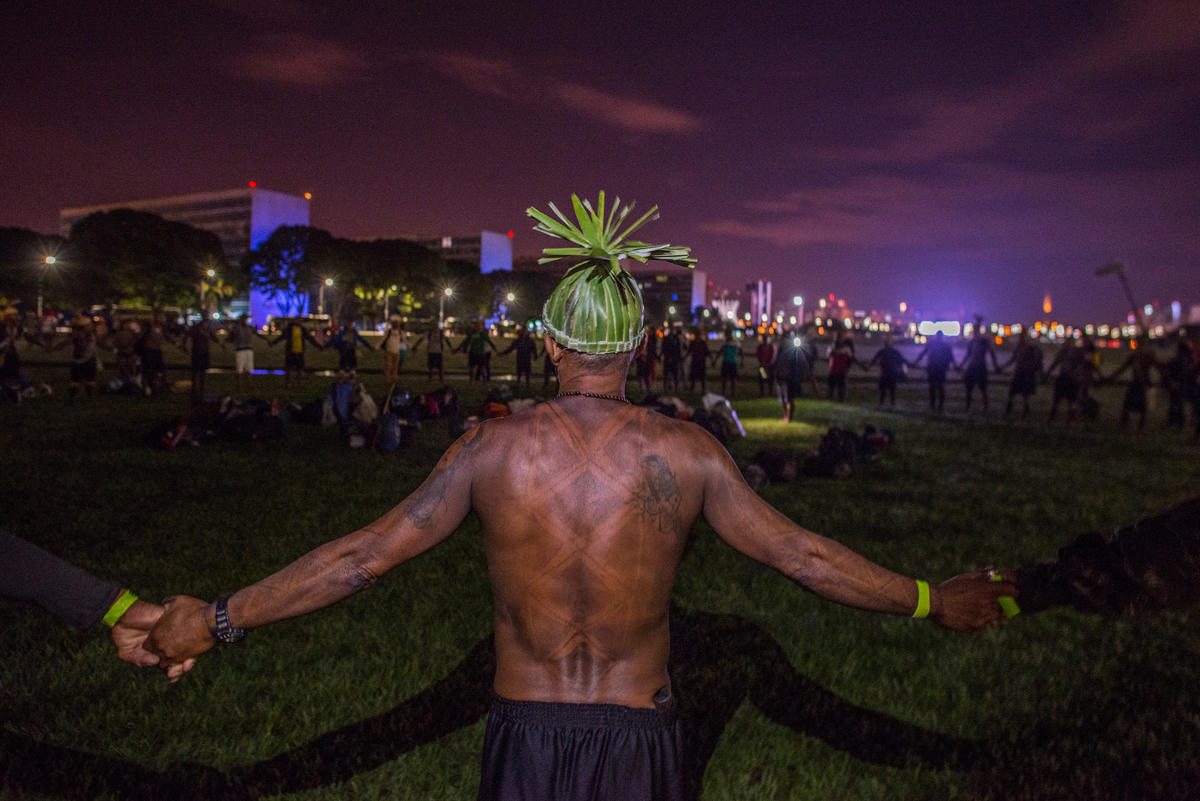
[3,308,1198,439]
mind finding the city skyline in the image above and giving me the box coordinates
[3,1,1197,324]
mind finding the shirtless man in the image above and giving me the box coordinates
[145,201,1015,800]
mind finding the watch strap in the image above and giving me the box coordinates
[213,594,246,643]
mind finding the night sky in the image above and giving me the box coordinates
[3,1,1197,323]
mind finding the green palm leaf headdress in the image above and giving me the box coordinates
[527,192,696,354]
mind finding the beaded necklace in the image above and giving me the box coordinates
[556,391,631,404]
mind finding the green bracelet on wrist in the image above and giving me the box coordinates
[102,589,138,627]
[911,580,931,619]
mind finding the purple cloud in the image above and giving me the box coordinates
[227,33,367,88]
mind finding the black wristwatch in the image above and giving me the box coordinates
[212,594,246,644]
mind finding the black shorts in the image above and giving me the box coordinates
[70,358,97,382]
[965,365,988,390]
[479,694,691,801]
[427,352,443,370]
[191,353,210,372]
[1053,375,1079,403]
[1010,368,1038,396]
[1123,382,1147,414]
[339,351,358,370]
[926,367,948,385]
[140,350,165,374]
[720,362,738,379]
[689,360,706,381]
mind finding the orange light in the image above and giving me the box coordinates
[248,180,256,188]
[304,192,312,200]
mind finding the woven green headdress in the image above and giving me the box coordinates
[527,192,696,354]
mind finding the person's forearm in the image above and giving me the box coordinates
[0,532,123,629]
[786,531,932,617]
[221,529,386,631]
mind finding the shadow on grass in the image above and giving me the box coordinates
[4,605,1196,800]
[3,606,981,800]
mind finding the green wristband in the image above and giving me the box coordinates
[102,590,138,627]
[990,573,1021,617]
[912,580,931,619]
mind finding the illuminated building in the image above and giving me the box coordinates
[415,232,513,274]
[632,265,708,327]
[60,186,310,322]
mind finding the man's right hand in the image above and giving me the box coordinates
[931,570,1018,632]
[145,595,213,682]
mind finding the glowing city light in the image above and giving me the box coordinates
[917,321,962,337]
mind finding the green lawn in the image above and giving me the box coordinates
[1,345,1197,800]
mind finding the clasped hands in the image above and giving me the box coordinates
[113,595,212,682]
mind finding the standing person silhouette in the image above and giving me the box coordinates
[146,194,1016,801]
[1002,331,1043,420]
[959,323,1000,419]
[911,331,955,413]
[412,322,451,383]
[499,326,539,389]
[826,329,856,402]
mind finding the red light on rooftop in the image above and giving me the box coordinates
[248,180,257,188]
[304,192,312,200]
[507,231,514,237]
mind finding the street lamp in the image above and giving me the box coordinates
[37,256,56,317]
[384,283,398,321]
[318,277,334,316]
[439,287,453,329]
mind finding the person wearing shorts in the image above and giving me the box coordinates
[714,331,742,397]
[1045,337,1095,424]
[271,319,322,388]
[229,314,269,392]
[911,331,955,412]
[959,325,999,418]
[867,333,909,407]
[1002,331,1043,420]
[479,691,690,801]
[55,316,99,399]
[1108,339,1160,432]
[415,324,450,382]
[826,331,856,403]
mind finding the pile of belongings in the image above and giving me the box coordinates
[639,393,746,444]
[743,425,894,488]
[151,396,283,449]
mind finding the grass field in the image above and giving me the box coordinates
[2,338,1198,801]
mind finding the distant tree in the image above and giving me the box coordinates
[348,238,444,325]
[68,210,225,310]
[489,269,558,325]
[242,226,334,317]
[440,258,493,321]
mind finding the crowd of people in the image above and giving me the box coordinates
[4,306,1198,438]
[628,321,1200,438]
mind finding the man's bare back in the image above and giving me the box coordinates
[473,399,706,707]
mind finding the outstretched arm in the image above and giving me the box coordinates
[698,439,1014,631]
[146,425,487,674]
